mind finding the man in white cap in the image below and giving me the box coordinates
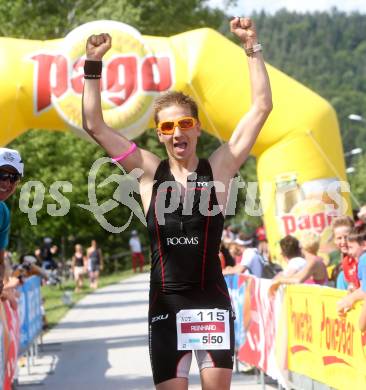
[0,147,24,293]
[223,233,264,277]
[129,230,144,273]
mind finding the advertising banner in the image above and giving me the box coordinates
[286,285,366,390]
[2,301,20,390]
[0,322,4,388]
[224,274,249,350]
[18,276,42,354]
[225,275,287,387]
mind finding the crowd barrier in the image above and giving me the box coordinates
[0,276,42,390]
[18,276,43,355]
[1,273,364,389]
[225,275,366,390]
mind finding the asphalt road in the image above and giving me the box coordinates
[17,273,275,389]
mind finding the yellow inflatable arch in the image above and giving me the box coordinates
[0,21,350,258]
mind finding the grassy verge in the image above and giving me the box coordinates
[42,268,145,329]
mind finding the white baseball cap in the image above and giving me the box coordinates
[234,237,253,246]
[0,148,24,176]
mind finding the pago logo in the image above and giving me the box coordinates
[30,20,174,140]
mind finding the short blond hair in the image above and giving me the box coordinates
[153,91,199,124]
[301,231,320,255]
[331,216,354,231]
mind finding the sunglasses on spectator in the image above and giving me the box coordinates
[0,172,21,183]
[157,116,197,135]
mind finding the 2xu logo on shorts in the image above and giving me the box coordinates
[166,237,199,246]
[151,314,169,323]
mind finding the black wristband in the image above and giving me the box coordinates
[84,60,102,79]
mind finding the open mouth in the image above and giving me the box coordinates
[173,141,187,152]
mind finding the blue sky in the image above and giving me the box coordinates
[208,0,366,14]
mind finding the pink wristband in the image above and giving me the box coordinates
[111,142,137,162]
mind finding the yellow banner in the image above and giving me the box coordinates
[286,285,366,390]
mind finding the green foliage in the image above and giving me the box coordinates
[348,154,366,208]
[252,9,366,153]
[0,0,229,39]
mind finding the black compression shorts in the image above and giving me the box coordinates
[148,280,235,385]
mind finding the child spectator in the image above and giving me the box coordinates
[332,216,359,291]
[337,225,366,315]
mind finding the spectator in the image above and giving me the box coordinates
[256,224,266,243]
[39,237,58,271]
[269,232,328,295]
[72,244,87,293]
[219,242,235,270]
[223,234,264,277]
[231,239,244,265]
[87,240,104,289]
[223,237,242,265]
[332,216,359,291]
[129,230,145,273]
[0,148,24,295]
[337,225,366,315]
[222,224,236,244]
[256,225,269,261]
[13,254,48,281]
[300,232,328,284]
[1,252,21,310]
[275,235,307,278]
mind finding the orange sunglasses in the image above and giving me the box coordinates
[157,116,197,135]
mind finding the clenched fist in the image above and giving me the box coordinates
[86,33,112,61]
[230,17,258,48]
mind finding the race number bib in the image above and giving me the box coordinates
[176,309,230,350]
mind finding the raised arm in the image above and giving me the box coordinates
[210,17,272,181]
[82,33,160,176]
